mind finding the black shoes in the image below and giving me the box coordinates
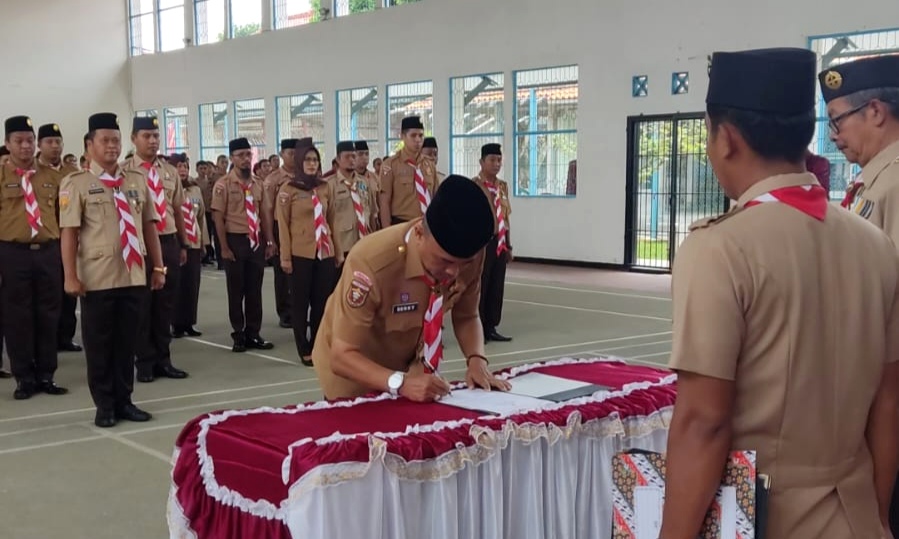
[58,341,83,352]
[0,369,11,379]
[233,334,274,352]
[172,327,203,338]
[247,336,274,350]
[485,329,512,342]
[279,319,292,329]
[13,380,67,399]
[95,404,153,428]
[138,364,189,383]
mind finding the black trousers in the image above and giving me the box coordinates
[0,241,62,383]
[58,279,78,346]
[890,476,899,536]
[271,227,292,323]
[290,256,337,357]
[479,237,508,331]
[136,234,181,370]
[174,249,203,329]
[225,233,265,339]
[81,286,147,411]
[206,213,221,264]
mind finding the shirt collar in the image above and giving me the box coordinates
[736,172,819,207]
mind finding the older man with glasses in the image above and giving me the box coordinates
[819,53,899,537]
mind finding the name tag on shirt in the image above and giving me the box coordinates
[88,187,105,194]
[392,303,419,314]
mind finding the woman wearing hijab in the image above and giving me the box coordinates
[171,153,209,338]
[275,138,338,367]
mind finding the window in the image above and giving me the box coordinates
[513,65,578,197]
[385,0,421,6]
[335,0,375,17]
[129,0,156,56]
[199,102,229,162]
[809,28,899,199]
[276,93,325,149]
[337,86,380,158]
[273,0,318,28]
[195,0,226,45]
[163,107,190,155]
[234,98,266,163]
[450,73,505,179]
[386,80,433,155]
[158,0,186,52]
[230,0,262,39]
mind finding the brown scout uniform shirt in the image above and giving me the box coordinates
[210,170,264,235]
[669,173,899,539]
[474,174,512,243]
[328,170,378,256]
[848,138,899,244]
[312,220,484,400]
[123,155,184,237]
[275,180,335,262]
[59,162,160,292]
[37,158,79,185]
[182,183,209,249]
[0,162,63,243]
[196,175,214,213]
[379,148,438,222]
[263,167,294,229]
[358,168,380,227]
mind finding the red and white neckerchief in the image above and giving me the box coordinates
[841,174,864,209]
[140,161,167,233]
[15,168,41,238]
[243,183,260,251]
[181,198,199,245]
[743,183,828,221]
[312,188,332,259]
[482,179,509,256]
[99,173,143,270]
[406,159,431,214]
[344,179,368,238]
[421,272,444,374]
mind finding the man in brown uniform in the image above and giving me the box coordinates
[818,54,899,536]
[0,116,68,399]
[60,112,164,428]
[354,140,379,229]
[421,137,446,184]
[211,137,274,353]
[195,160,217,265]
[123,116,189,383]
[263,138,299,328]
[312,175,512,401]
[35,123,83,353]
[379,116,438,228]
[659,49,899,539]
[474,144,513,343]
[328,141,378,262]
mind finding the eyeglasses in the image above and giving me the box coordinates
[828,101,870,134]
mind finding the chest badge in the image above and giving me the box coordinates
[392,302,419,314]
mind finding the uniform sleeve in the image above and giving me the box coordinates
[198,192,210,246]
[879,169,899,247]
[58,175,83,229]
[171,169,185,209]
[380,157,395,197]
[667,230,747,381]
[210,178,228,213]
[143,181,160,224]
[262,176,277,216]
[886,249,899,364]
[451,249,487,326]
[331,253,382,346]
[276,186,292,265]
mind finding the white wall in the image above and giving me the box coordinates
[130,0,894,264]
[0,0,131,158]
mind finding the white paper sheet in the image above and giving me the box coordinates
[439,389,553,415]
[508,372,595,398]
[719,486,737,539]
[633,486,663,539]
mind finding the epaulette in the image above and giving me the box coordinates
[366,239,405,273]
[687,205,746,232]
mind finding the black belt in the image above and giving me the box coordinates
[0,239,59,251]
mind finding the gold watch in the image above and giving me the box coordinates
[153,266,168,276]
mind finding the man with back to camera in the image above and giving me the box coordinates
[817,53,899,538]
[311,175,512,401]
[659,48,899,539]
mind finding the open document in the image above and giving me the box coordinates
[439,389,553,415]
[507,372,611,402]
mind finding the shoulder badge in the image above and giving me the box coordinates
[688,206,744,232]
[852,197,875,220]
[346,272,372,308]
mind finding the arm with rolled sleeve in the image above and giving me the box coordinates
[660,231,744,539]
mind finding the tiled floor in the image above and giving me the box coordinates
[0,262,673,539]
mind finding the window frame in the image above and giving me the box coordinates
[448,72,506,179]
[385,79,433,156]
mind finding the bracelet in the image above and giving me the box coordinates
[466,354,488,366]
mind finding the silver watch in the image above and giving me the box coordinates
[387,371,405,396]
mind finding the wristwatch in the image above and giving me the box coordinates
[153,266,168,276]
[387,371,405,396]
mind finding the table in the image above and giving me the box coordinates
[167,357,676,539]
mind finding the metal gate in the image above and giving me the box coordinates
[624,113,729,271]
